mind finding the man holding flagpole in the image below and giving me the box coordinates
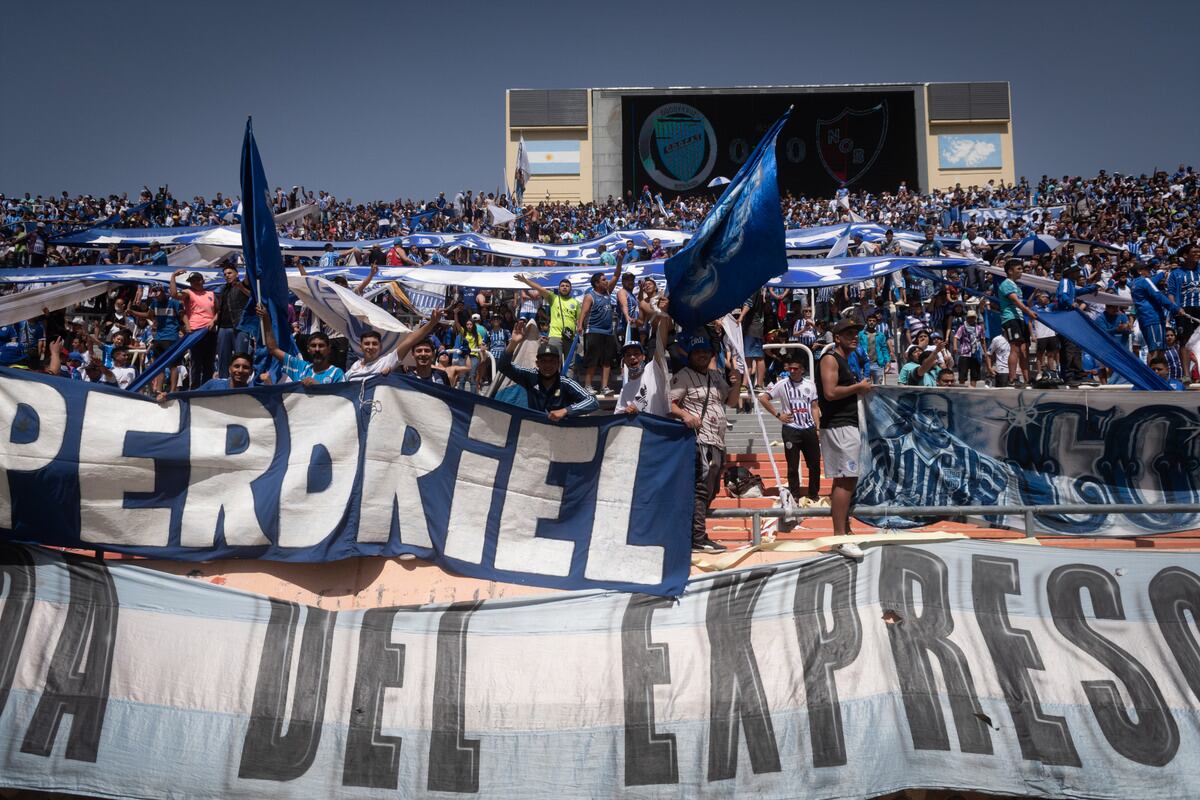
[663,106,792,553]
[236,118,297,379]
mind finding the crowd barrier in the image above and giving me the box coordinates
[710,502,1200,546]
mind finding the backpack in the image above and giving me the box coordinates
[723,465,765,499]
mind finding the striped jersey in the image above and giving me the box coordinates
[1168,267,1200,309]
[1165,346,1184,381]
[764,375,817,430]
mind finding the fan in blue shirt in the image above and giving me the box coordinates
[1054,265,1100,311]
[256,305,344,384]
[1130,262,1180,354]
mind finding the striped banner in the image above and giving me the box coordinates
[2,541,1199,797]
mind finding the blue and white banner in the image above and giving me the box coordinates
[783,223,961,254]
[3,540,1200,798]
[287,276,411,357]
[961,204,1066,224]
[50,224,692,264]
[0,256,981,293]
[0,368,693,595]
[49,220,986,264]
[856,386,1199,534]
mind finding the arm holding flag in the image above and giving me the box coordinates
[255,305,287,362]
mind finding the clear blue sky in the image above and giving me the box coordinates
[3,0,1196,202]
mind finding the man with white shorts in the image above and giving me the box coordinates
[817,319,873,549]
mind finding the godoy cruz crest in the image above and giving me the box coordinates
[816,103,888,186]
[638,103,717,191]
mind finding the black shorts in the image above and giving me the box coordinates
[958,356,981,382]
[583,332,616,368]
[1178,309,1200,346]
[1037,335,1060,353]
[151,339,176,358]
[1002,319,1029,344]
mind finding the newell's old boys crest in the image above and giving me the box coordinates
[639,103,718,192]
[816,103,888,186]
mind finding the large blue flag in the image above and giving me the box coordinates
[1037,308,1171,391]
[237,119,295,366]
[665,107,791,331]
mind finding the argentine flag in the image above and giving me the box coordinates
[523,139,581,175]
[665,108,792,332]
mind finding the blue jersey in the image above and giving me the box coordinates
[585,289,614,333]
[1130,275,1178,324]
[487,327,510,358]
[1096,311,1130,345]
[1167,267,1200,309]
[1164,346,1184,381]
[150,297,182,342]
[1054,278,1099,311]
[280,352,344,384]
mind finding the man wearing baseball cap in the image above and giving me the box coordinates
[170,268,218,387]
[816,319,872,548]
[616,310,671,416]
[495,323,597,422]
[669,335,743,553]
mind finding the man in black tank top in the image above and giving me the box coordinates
[817,319,872,539]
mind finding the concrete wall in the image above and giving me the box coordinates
[591,89,624,203]
[506,84,1016,202]
[921,82,1015,191]
[505,90,593,204]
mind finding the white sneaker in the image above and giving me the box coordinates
[834,541,864,559]
[602,387,615,397]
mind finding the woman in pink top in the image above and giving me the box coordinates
[170,269,219,388]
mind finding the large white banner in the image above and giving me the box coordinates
[2,541,1200,798]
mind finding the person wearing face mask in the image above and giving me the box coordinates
[616,309,671,416]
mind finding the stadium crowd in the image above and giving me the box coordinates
[0,165,1197,549]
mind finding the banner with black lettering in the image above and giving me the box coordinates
[855,386,1200,535]
[2,541,1200,798]
[0,368,692,596]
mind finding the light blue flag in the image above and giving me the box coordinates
[236,118,297,373]
[665,107,791,331]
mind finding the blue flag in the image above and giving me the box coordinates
[1037,309,1171,391]
[665,107,791,331]
[237,119,295,368]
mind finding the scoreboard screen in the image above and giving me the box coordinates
[622,90,919,198]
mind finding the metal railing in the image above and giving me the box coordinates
[709,503,1200,546]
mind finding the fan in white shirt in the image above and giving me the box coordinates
[617,313,671,416]
[345,309,445,381]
